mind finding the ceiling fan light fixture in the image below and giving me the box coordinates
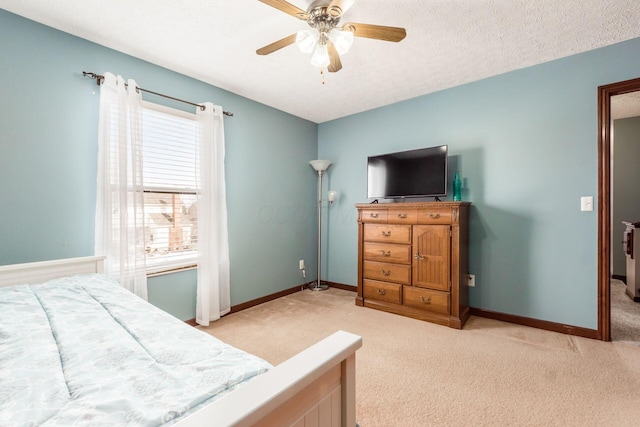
[296,29,320,53]
[257,0,407,73]
[310,42,330,68]
[328,28,354,55]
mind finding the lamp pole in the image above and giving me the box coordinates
[314,169,329,291]
[309,160,332,291]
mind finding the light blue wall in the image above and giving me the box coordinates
[147,269,198,321]
[319,37,640,329]
[0,10,318,320]
[613,116,640,277]
[3,8,640,329]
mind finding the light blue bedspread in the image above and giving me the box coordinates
[0,274,272,426]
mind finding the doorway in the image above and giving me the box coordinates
[597,77,640,341]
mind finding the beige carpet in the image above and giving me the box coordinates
[199,288,640,426]
[611,278,640,345]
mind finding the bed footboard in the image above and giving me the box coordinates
[174,330,362,427]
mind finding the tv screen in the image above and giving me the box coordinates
[367,145,448,199]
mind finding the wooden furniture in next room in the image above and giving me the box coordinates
[356,201,471,329]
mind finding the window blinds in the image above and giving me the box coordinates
[141,102,199,274]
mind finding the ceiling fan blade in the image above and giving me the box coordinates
[258,0,308,19]
[256,34,297,55]
[327,42,342,73]
[328,0,356,17]
[343,22,406,42]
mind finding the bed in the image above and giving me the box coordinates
[0,256,362,426]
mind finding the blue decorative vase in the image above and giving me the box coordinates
[453,171,462,201]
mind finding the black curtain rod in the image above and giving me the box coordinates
[82,71,233,117]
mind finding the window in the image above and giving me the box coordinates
[141,102,199,274]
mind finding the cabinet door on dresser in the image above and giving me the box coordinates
[412,225,451,291]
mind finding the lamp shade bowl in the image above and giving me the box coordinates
[309,159,332,172]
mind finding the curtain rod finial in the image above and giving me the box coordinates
[82,71,104,86]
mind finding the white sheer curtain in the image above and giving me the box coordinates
[95,72,148,299]
[195,103,231,326]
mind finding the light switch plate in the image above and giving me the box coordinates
[581,196,593,212]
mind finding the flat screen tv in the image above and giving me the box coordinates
[367,145,448,200]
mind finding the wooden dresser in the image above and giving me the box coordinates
[355,202,471,329]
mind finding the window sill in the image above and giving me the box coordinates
[147,264,197,278]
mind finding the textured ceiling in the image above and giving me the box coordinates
[612,92,640,120]
[2,0,640,123]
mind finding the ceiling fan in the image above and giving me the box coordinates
[256,0,407,73]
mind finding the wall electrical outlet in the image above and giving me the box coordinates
[299,259,305,270]
[467,274,475,287]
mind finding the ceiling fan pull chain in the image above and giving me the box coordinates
[321,69,325,85]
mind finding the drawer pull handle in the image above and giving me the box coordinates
[370,213,379,218]
[414,251,425,260]
[381,269,391,276]
[420,296,432,304]
[381,250,391,257]
[397,213,408,219]
[429,213,440,219]
[381,231,391,237]
[377,288,386,295]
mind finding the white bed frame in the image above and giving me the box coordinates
[0,256,362,427]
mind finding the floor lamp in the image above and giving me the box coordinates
[309,160,337,291]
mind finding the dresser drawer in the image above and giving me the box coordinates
[387,209,418,224]
[363,261,411,285]
[417,207,452,224]
[403,286,450,315]
[360,209,388,223]
[363,242,411,264]
[363,224,411,244]
[363,280,402,304]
